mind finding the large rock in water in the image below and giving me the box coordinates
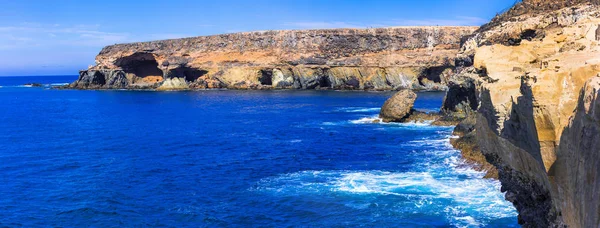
[379,90,417,122]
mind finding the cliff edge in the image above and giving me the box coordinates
[69,27,476,91]
[444,0,600,226]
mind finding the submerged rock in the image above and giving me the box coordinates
[379,90,417,123]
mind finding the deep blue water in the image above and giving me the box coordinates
[0,76,518,227]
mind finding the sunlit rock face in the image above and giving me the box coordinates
[443,0,600,226]
[70,27,477,91]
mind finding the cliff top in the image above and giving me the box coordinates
[105,26,478,46]
[479,0,600,32]
[98,26,478,56]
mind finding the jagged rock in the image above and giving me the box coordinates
[69,27,477,91]
[157,77,189,91]
[271,69,294,88]
[441,76,478,118]
[379,90,417,123]
[71,70,129,89]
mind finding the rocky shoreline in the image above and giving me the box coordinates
[441,0,600,226]
[65,0,600,226]
[376,1,600,226]
[377,89,498,178]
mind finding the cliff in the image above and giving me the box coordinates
[69,27,477,91]
[444,0,600,226]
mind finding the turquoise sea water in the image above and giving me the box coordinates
[0,76,518,227]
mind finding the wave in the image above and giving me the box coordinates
[1,85,36,88]
[321,122,340,126]
[253,170,516,226]
[405,138,452,147]
[348,115,448,129]
[349,115,382,124]
[335,107,381,113]
[49,83,69,86]
[253,132,516,226]
[0,82,69,88]
[414,108,441,113]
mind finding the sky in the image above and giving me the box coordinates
[0,0,517,76]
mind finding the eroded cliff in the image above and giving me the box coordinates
[69,27,476,91]
[445,0,600,226]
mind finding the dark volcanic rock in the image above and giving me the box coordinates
[441,76,478,118]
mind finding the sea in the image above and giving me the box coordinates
[0,76,518,227]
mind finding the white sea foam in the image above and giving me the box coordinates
[349,115,382,124]
[321,122,339,126]
[414,108,441,113]
[49,83,69,86]
[254,134,517,226]
[337,107,381,113]
[254,169,517,225]
[256,108,517,226]
[405,138,452,147]
[348,115,443,129]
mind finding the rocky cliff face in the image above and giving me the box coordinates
[445,0,600,226]
[70,27,476,90]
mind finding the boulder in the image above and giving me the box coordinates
[379,90,417,123]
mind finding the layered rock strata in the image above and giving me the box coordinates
[444,0,600,226]
[69,27,477,90]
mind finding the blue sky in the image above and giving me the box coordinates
[0,0,516,76]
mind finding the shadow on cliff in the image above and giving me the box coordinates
[548,79,600,227]
[477,88,500,134]
[480,78,562,227]
[500,78,544,167]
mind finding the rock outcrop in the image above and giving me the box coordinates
[444,0,600,226]
[379,90,417,122]
[69,27,477,90]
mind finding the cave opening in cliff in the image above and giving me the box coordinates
[259,70,273,86]
[184,69,208,82]
[418,66,451,85]
[166,67,208,82]
[318,76,332,88]
[116,53,164,82]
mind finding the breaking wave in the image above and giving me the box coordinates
[255,120,517,227]
[335,107,381,113]
[348,115,438,128]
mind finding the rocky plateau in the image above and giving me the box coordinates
[68,27,477,91]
